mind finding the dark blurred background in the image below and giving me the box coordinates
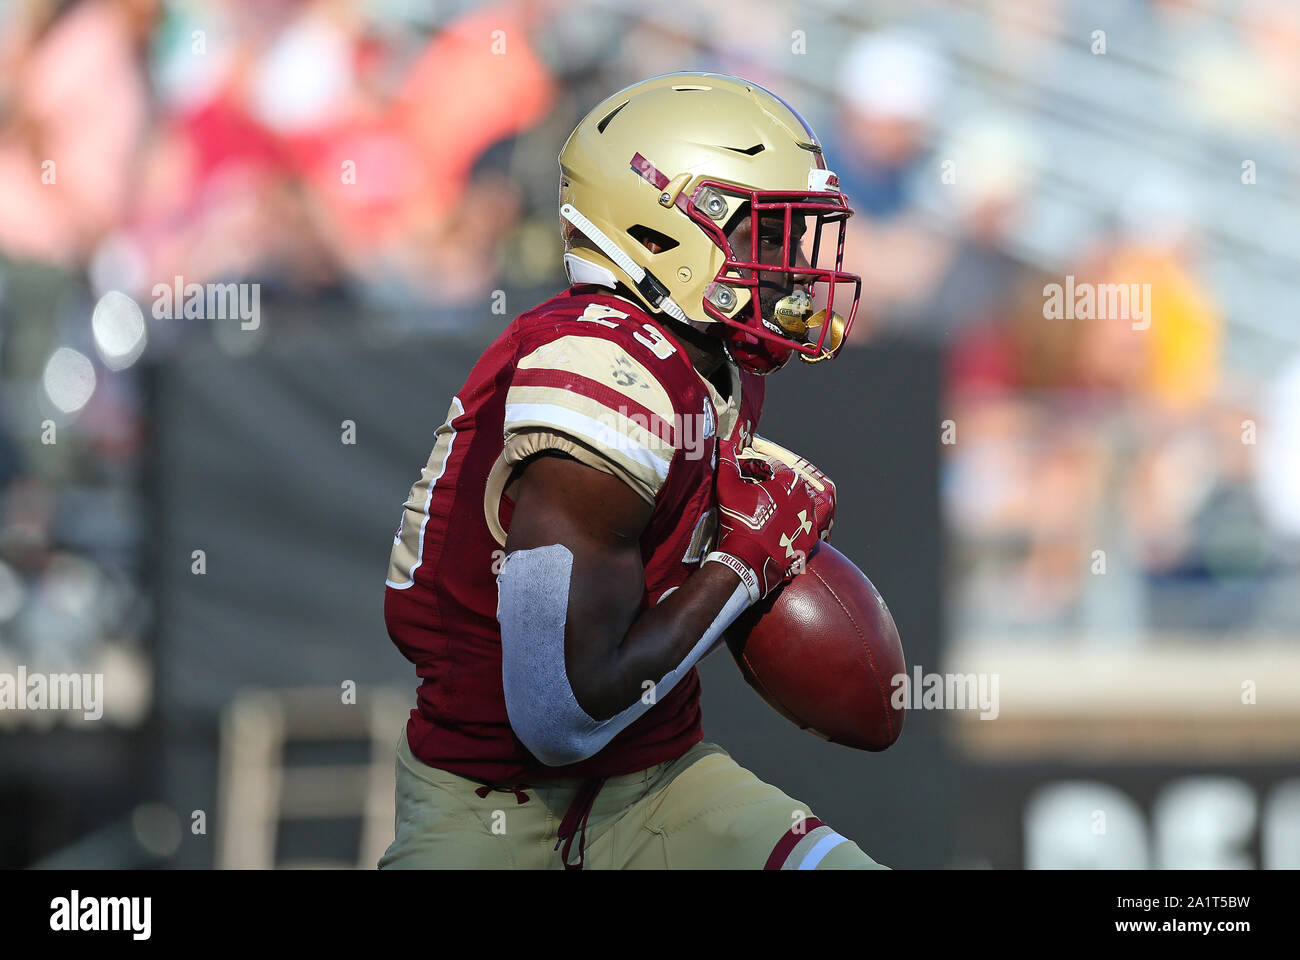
[1,0,1298,869]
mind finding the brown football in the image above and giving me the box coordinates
[725,542,906,751]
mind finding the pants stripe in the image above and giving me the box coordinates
[763,816,827,870]
[797,832,849,870]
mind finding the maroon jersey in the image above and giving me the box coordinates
[385,287,765,783]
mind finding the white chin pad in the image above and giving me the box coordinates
[496,544,751,766]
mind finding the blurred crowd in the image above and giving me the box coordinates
[1,0,1299,691]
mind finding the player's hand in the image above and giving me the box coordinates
[741,435,836,542]
[711,438,822,601]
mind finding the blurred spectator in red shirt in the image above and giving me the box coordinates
[0,0,157,266]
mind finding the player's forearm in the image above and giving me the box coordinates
[498,544,750,766]
[576,561,748,720]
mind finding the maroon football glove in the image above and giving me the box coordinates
[740,435,836,542]
[709,438,822,601]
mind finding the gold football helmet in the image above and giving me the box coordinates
[558,73,861,374]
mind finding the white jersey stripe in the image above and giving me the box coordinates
[504,402,671,482]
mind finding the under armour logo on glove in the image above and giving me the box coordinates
[780,510,814,558]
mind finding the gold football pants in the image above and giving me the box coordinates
[379,729,887,869]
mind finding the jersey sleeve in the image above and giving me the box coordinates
[503,333,680,504]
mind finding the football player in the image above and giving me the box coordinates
[379,73,885,869]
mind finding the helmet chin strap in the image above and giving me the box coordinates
[560,203,690,325]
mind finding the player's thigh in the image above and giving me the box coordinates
[636,742,887,870]
[379,739,544,869]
